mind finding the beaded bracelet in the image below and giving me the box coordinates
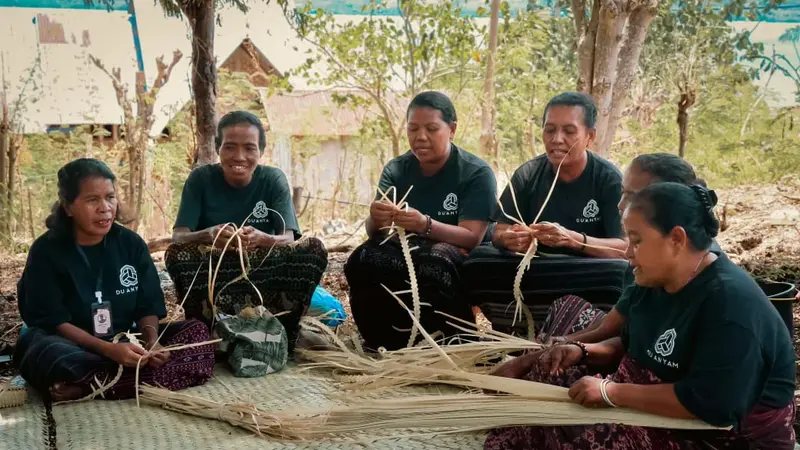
[564,340,588,364]
[423,215,432,237]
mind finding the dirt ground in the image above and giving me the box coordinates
[1,180,799,433]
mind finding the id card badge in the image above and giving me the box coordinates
[91,291,113,337]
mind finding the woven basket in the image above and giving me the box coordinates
[0,378,28,409]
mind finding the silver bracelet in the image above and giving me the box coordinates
[600,379,618,408]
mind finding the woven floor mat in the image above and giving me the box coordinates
[0,391,47,450]
[51,364,487,450]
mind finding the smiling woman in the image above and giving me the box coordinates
[13,159,214,402]
[345,91,497,351]
[164,111,328,355]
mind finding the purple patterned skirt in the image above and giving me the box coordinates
[484,296,797,450]
[14,320,215,400]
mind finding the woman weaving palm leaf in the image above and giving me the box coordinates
[486,182,796,449]
[346,91,497,351]
[165,111,328,354]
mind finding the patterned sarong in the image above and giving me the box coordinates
[14,320,214,400]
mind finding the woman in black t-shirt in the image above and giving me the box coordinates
[485,183,796,450]
[493,92,626,259]
[14,159,214,402]
[165,111,328,353]
[346,91,497,351]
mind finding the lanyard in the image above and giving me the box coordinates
[76,238,106,304]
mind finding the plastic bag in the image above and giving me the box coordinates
[308,285,346,327]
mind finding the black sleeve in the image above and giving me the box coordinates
[613,284,636,317]
[375,162,397,202]
[18,241,72,331]
[459,166,497,222]
[600,172,624,238]
[174,168,204,231]
[266,169,301,236]
[674,321,764,427]
[131,236,167,321]
[492,164,533,225]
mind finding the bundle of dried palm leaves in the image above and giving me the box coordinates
[298,310,544,392]
[139,384,724,442]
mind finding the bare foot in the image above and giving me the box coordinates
[49,382,85,402]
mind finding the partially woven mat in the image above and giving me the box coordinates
[50,364,486,449]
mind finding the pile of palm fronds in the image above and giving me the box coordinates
[298,310,544,392]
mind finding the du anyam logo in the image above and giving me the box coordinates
[647,328,680,370]
[439,193,458,217]
[577,199,600,224]
[117,264,139,295]
[250,201,271,223]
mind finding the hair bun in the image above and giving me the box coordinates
[690,184,717,210]
[690,184,719,238]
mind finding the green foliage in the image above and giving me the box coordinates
[491,9,575,169]
[613,66,800,188]
[291,0,484,157]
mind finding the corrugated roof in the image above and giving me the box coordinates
[0,7,138,132]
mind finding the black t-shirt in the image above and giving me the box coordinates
[174,164,300,237]
[616,257,795,428]
[18,224,167,335]
[493,151,623,255]
[377,144,497,228]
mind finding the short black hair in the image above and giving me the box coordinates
[216,110,267,153]
[631,153,698,185]
[407,91,457,125]
[629,182,720,251]
[542,91,597,129]
[45,158,117,236]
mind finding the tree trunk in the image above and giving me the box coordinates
[0,102,7,233]
[26,186,35,241]
[480,0,500,166]
[575,0,600,92]
[677,91,695,158]
[184,0,218,166]
[133,147,147,232]
[598,4,657,153]
[677,100,689,158]
[390,132,401,159]
[589,3,629,152]
[7,136,19,227]
[574,1,659,155]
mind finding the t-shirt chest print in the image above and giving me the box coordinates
[577,198,601,224]
[247,200,272,227]
[116,264,139,296]
[647,327,681,370]
[438,192,459,218]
